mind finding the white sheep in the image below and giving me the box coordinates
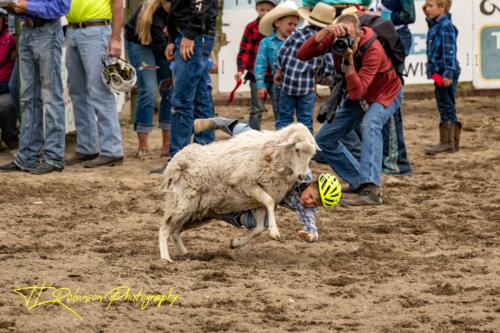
[159,123,318,262]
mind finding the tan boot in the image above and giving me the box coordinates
[425,121,454,155]
[452,122,462,152]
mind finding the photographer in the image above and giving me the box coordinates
[297,14,402,206]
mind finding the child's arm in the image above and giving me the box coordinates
[236,24,252,80]
[441,24,459,81]
[254,39,268,94]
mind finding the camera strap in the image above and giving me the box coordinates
[355,33,395,74]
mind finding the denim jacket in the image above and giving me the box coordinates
[426,13,460,80]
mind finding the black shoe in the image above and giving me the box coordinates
[83,155,123,168]
[150,158,170,175]
[0,161,25,172]
[65,152,99,166]
[342,184,383,206]
[30,162,63,175]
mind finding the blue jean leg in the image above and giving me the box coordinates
[271,83,281,129]
[296,91,315,132]
[8,58,19,120]
[169,34,214,156]
[66,25,123,157]
[249,79,266,130]
[358,90,403,185]
[15,22,65,169]
[126,41,172,133]
[315,99,365,188]
[435,77,459,124]
[276,90,295,130]
[193,68,215,145]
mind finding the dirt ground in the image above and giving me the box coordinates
[0,94,499,333]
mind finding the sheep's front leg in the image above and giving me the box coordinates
[248,186,280,241]
[159,224,174,262]
[230,208,266,248]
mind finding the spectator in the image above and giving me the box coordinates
[298,14,403,205]
[372,0,415,175]
[0,0,70,174]
[303,0,373,16]
[0,8,17,151]
[64,0,125,168]
[150,0,218,174]
[275,3,335,132]
[423,0,461,155]
[125,0,172,160]
[255,1,299,129]
[235,0,277,130]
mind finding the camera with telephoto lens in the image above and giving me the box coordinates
[331,35,355,56]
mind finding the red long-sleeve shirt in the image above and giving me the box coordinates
[297,27,401,108]
[0,29,15,84]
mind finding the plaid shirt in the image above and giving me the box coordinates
[254,32,283,90]
[237,18,270,78]
[280,168,318,240]
[277,25,334,96]
[426,13,460,80]
[375,0,416,26]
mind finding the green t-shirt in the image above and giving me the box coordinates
[66,0,112,23]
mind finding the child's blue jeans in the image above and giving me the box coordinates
[435,73,460,124]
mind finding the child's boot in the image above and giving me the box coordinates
[193,117,238,135]
[452,121,462,152]
[425,121,454,155]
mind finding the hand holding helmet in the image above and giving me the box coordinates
[101,56,137,94]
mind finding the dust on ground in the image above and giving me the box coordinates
[0,95,499,333]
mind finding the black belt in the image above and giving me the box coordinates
[68,20,111,29]
[205,30,216,37]
[24,18,56,28]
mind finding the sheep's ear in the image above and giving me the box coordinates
[278,139,294,148]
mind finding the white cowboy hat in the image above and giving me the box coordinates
[259,1,301,36]
[297,2,337,28]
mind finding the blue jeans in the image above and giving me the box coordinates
[277,90,315,132]
[15,21,66,170]
[315,90,403,188]
[8,58,19,120]
[66,25,123,157]
[126,40,172,133]
[435,74,460,124]
[169,34,215,156]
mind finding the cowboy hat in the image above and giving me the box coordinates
[297,2,336,28]
[259,1,300,36]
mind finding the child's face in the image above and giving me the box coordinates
[256,2,274,19]
[300,184,322,208]
[424,0,446,19]
[275,15,299,38]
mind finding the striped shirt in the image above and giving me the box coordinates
[426,13,460,80]
[277,25,334,96]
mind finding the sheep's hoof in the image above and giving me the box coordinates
[160,257,174,263]
[229,239,238,249]
[269,230,281,241]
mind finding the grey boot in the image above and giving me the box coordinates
[453,121,462,152]
[193,117,238,136]
[425,121,454,155]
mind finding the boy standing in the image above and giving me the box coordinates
[235,0,277,130]
[275,3,335,132]
[423,0,461,155]
[255,1,300,129]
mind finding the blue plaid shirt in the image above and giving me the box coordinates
[277,25,334,96]
[254,32,283,90]
[280,168,318,240]
[426,13,460,80]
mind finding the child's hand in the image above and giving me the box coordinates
[442,77,452,87]
[257,88,268,100]
[234,71,243,81]
[274,69,282,85]
[297,230,316,243]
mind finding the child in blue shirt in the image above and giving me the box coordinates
[254,1,300,129]
[422,0,461,155]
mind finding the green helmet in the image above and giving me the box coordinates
[318,174,342,208]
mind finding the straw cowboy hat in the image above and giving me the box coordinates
[259,1,300,36]
[297,2,337,28]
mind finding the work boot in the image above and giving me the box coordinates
[30,162,63,175]
[425,121,454,155]
[65,152,99,166]
[342,183,383,206]
[453,121,462,152]
[193,117,238,136]
[150,157,171,175]
[83,155,123,168]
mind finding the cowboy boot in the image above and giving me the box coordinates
[193,117,239,136]
[425,121,454,155]
[452,121,462,152]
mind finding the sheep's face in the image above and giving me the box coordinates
[277,125,318,181]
